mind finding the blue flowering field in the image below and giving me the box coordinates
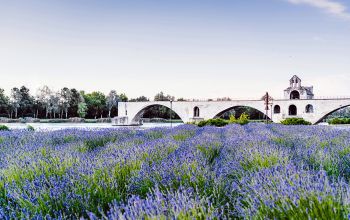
[0,124,350,219]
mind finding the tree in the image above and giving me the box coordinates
[68,88,82,118]
[84,91,106,119]
[49,92,60,118]
[78,102,88,118]
[60,87,72,118]
[10,88,22,118]
[119,93,128,102]
[37,86,52,118]
[19,86,34,117]
[154,92,174,101]
[32,98,41,118]
[0,89,9,117]
[106,90,119,118]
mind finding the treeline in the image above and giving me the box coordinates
[0,87,184,119]
[0,86,130,119]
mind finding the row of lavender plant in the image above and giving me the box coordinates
[0,124,349,219]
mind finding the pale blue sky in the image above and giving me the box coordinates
[0,0,350,99]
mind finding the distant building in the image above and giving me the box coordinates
[284,75,314,100]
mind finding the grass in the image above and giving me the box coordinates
[241,153,281,171]
[272,137,295,148]
[197,144,221,165]
[79,160,143,214]
[83,136,117,151]
[0,156,77,216]
[339,146,350,158]
[256,196,350,220]
[146,130,164,140]
[172,130,195,141]
[1,157,75,184]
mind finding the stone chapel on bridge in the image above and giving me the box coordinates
[284,75,314,100]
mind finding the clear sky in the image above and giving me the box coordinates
[0,0,350,100]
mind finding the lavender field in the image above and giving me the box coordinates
[0,124,350,219]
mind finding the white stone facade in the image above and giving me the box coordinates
[116,76,350,125]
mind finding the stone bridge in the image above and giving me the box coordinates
[114,76,350,125]
[115,98,350,125]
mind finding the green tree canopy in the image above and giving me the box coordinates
[77,102,88,118]
[84,91,106,118]
[19,86,34,117]
[119,93,128,102]
[0,89,9,116]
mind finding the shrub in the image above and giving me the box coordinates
[197,118,228,127]
[280,118,311,125]
[228,113,250,125]
[186,121,198,125]
[328,118,350,125]
[27,125,35,131]
[0,125,10,131]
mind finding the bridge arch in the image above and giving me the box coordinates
[130,104,185,124]
[213,105,270,120]
[314,104,350,124]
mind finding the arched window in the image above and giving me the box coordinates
[289,105,297,116]
[306,104,314,113]
[290,91,300,99]
[193,106,200,117]
[274,105,281,114]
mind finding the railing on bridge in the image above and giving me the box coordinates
[125,96,350,102]
[151,97,263,102]
[313,96,350,100]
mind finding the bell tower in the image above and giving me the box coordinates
[290,75,301,88]
[284,75,314,99]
